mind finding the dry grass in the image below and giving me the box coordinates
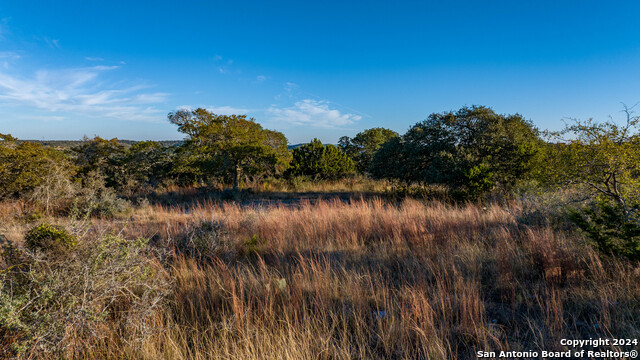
[1,197,640,359]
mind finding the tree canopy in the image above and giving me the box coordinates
[371,106,543,197]
[547,106,640,219]
[339,127,399,173]
[168,108,291,188]
[0,134,73,200]
[287,139,355,179]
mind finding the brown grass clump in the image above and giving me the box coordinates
[1,197,639,359]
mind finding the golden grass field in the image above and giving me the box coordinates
[1,196,639,359]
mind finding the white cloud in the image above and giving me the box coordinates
[85,56,104,61]
[0,52,20,69]
[207,106,251,115]
[15,114,66,122]
[207,106,250,115]
[268,99,361,128]
[176,105,250,115]
[44,37,60,49]
[256,75,267,82]
[0,65,168,122]
[0,52,20,60]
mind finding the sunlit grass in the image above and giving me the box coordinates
[1,197,639,359]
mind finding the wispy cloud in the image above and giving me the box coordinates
[0,18,9,40]
[207,106,250,115]
[177,105,251,115]
[44,37,60,49]
[268,99,362,128]
[213,54,240,76]
[0,51,20,69]
[0,51,20,60]
[85,56,104,61]
[0,65,169,122]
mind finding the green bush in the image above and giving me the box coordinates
[287,138,355,179]
[0,234,169,357]
[370,106,543,198]
[569,200,640,261]
[24,223,76,253]
[71,170,132,218]
[0,134,75,200]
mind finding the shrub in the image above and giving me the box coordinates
[177,221,228,259]
[0,134,75,201]
[287,138,355,179]
[0,234,169,357]
[24,223,76,253]
[71,170,131,218]
[569,200,640,261]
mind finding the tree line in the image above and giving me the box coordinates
[1,105,637,199]
[2,104,640,258]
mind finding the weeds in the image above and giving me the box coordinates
[1,197,639,359]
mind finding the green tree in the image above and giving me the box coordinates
[370,106,543,197]
[543,105,640,260]
[338,128,399,173]
[168,108,291,189]
[547,107,640,218]
[369,137,407,182]
[0,134,73,200]
[120,141,175,192]
[287,138,355,179]
[72,137,126,188]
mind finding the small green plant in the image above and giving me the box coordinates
[569,200,640,261]
[240,234,261,256]
[23,210,44,223]
[24,223,76,253]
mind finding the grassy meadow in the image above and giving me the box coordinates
[2,189,639,359]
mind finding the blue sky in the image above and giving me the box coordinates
[0,1,639,144]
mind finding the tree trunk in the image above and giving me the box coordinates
[233,164,240,190]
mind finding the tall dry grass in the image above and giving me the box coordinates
[1,198,639,359]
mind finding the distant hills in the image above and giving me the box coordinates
[19,140,322,150]
[18,140,324,150]
[19,139,184,148]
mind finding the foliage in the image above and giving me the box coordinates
[0,134,74,200]
[24,223,76,254]
[71,170,132,218]
[369,137,407,181]
[169,108,291,189]
[339,127,399,173]
[546,106,640,220]
[569,200,640,261]
[0,234,169,357]
[29,158,78,214]
[119,141,175,194]
[287,138,355,179]
[72,136,126,188]
[370,106,543,197]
